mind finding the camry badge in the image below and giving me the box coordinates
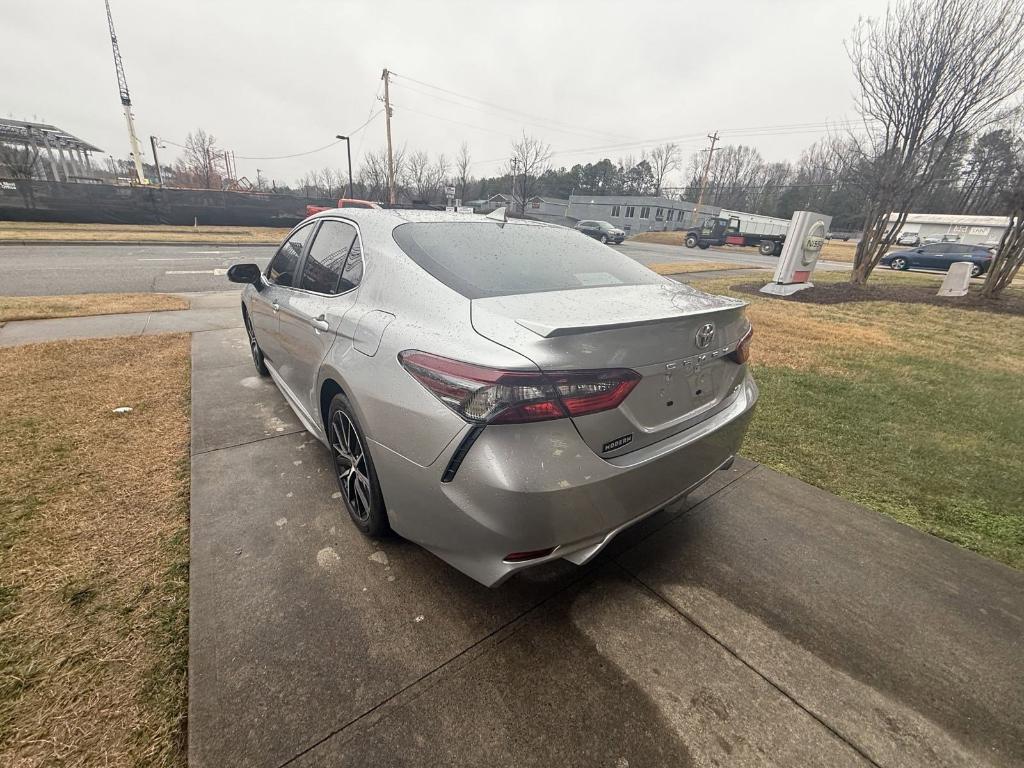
[695,322,715,349]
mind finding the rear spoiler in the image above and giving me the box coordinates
[516,303,743,338]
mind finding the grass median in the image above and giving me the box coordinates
[0,293,189,322]
[630,230,859,262]
[0,335,191,767]
[646,261,765,275]
[0,221,289,244]
[691,270,1024,568]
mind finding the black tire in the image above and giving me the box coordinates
[697,242,710,250]
[684,234,698,248]
[600,234,608,244]
[327,393,389,537]
[758,240,775,256]
[243,309,269,376]
[890,256,909,271]
[970,264,983,277]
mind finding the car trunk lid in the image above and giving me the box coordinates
[471,283,750,457]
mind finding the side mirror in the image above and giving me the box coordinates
[227,263,264,287]
[916,248,924,253]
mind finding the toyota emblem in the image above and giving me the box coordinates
[695,322,715,349]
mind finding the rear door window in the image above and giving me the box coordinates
[267,223,314,287]
[393,221,664,299]
[299,220,358,294]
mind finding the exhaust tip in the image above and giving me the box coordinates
[503,547,556,563]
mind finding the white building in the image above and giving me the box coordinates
[566,194,719,234]
[889,213,1009,246]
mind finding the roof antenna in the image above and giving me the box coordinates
[486,206,508,228]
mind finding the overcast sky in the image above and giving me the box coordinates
[6,0,891,187]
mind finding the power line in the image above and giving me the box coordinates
[392,78,640,143]
[389,71,635,142]
[391,103,516,138]
[235,111,382,160]
[466,119,876,170]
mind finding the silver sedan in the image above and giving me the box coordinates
[228,208,758,586]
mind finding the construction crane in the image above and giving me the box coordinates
[104,0,147,184]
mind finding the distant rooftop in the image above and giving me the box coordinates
[888,212,1010,227]
[0,118,103,153]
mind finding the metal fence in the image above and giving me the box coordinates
[0,179,337,228]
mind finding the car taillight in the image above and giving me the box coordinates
[729,326,753,365]
[398,351,640,425]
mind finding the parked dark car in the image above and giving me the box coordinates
[576,220,625,244]
[880,242,993,277]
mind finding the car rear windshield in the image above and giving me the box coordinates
[393,221,661,299]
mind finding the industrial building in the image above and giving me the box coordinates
[565,194,720,234]
[890,213,1009,246]
[0,118,102,182]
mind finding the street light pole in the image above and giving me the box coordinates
[149,135,164,187]
[335,135,353,199]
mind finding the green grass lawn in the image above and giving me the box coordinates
[690,270,1024,569]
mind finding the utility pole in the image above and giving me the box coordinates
[509,157,520,213]
[256,168,263,190]
[336,134,354,198]
[149,135,163,186]
[381,68,396,205]
[692,131,720,227]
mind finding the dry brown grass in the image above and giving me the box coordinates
[646,261,765,275]
[630,230,863,262]
[629,231,688,246]
[819,240,858,262]
[0,221,289,244]
[694,270,1024,376]
[0,335,191,767]
[0,293,188,322]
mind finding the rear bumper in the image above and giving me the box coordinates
[371,373,757,586]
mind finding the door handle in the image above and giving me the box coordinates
[271,301,280,312]
[311,315,330,332]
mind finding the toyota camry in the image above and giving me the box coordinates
[227,208,758,586]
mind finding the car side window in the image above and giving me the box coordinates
[339,233,364,292]
[300,220,358,294]
[268,223,314,287]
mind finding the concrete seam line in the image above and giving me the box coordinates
[273,567,603,768]
[190,428,308,457]
[616,563,886,768]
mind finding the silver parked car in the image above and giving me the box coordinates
[228,209,758,586]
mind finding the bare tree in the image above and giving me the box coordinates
[358,148,390,201]
[405,150,431,201]
[0,142,40,179]
[982,159,1024,297]
[174,128,223,189]
[845,0,1024,285]
[428,153,450,202]
[649,142,680,195]
[455,141,472,201]
[507,132,552,213]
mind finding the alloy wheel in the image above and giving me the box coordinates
[330,410,372,522]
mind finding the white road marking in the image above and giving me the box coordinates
[138,256,227,261]
[165,268,229,275]
[185,250,241,254]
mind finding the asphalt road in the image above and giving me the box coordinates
[0,243,276,296]
[0,240,852,297]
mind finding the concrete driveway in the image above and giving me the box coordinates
[188,325,1024,767]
